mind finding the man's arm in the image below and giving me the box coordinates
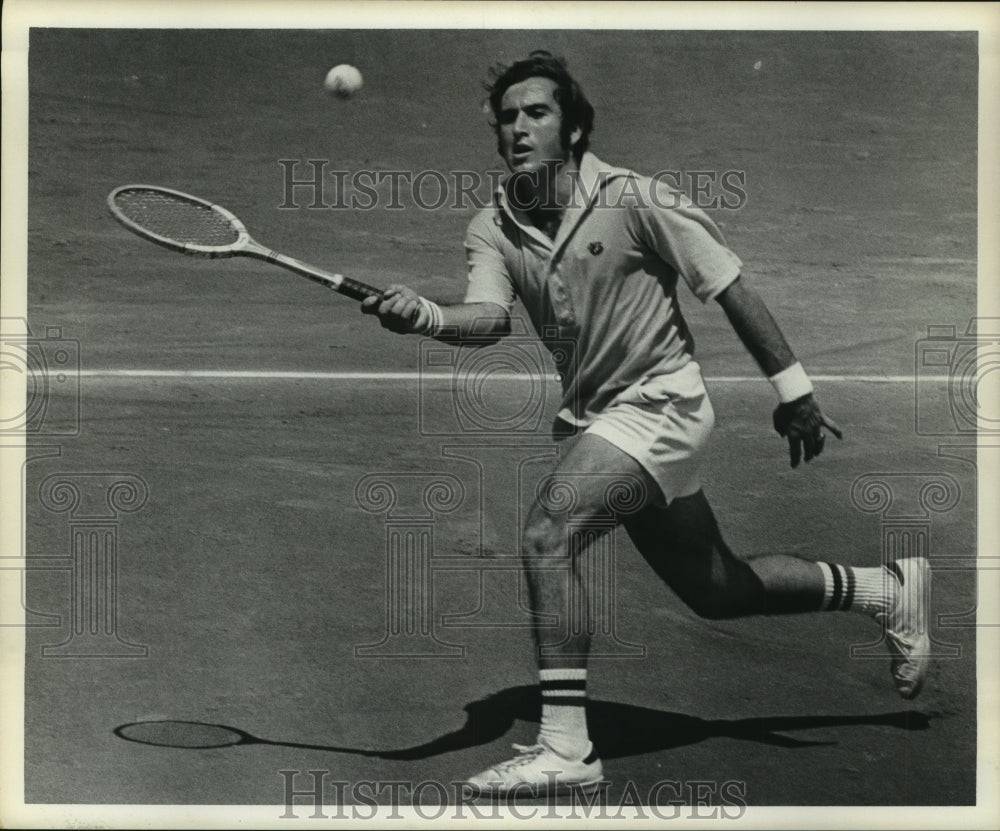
[360,284,511,346]
[715,275,843,467]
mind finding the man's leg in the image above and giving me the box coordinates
[624,489,930,697]
[623,489,824,617]
[465,433,658,795]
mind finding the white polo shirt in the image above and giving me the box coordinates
[464,152,742,426]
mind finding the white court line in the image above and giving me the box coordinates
[71,369,944,383]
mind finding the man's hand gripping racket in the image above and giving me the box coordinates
[106,185,382,302]
[772,394,844,468]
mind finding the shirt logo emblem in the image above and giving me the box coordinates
[588,241,604,256]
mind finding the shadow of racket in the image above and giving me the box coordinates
[114,719,378,756]
[115,692,934,760]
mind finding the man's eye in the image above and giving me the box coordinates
[499,105,550,124]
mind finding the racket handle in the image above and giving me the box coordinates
[334,277,382,302]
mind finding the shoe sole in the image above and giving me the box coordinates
[467,776,605,800]
[886,557,931,699]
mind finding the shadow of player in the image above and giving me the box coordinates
[374,684,931,760]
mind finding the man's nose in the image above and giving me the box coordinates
[512,111,529,134]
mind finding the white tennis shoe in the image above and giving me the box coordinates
[465,741,604,798]
[879,557,932,699]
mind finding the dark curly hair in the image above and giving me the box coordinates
[485,50,595,164]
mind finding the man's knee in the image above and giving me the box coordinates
[521,512,565,561]
[683,584,742,620]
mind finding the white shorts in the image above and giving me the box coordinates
[556,361,715,506]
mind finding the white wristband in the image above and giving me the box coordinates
[769,361,813,403]
[417,297,444,335]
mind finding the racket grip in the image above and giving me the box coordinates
[336,278,382,301]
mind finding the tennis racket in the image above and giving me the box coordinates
[106,185,381,301]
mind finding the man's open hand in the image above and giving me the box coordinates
[772,393,843,468]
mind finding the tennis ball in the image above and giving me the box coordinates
[324,64,363,98]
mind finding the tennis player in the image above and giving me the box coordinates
[361,51,931,797]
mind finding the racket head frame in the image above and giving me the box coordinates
[106,184,251,258]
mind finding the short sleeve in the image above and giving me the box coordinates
[463,209,517,311]
[634,179,742,303]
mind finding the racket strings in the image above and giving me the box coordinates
[113,189,241,246]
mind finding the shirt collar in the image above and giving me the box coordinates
[567,152,633,209]
[495,152,631,252]
[494,152,628,209]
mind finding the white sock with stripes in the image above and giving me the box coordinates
[538,668,590,760]
[817,562,897,617]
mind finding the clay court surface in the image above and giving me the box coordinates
[14,26,985,812]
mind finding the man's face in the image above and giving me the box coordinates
[498,77,581,175]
